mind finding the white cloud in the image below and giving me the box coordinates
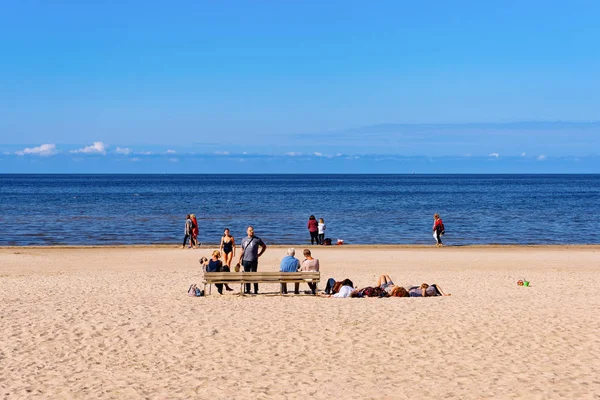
[489,152,500,158]
[285,152,301,156]
[137,151,153,155]
[214,151,229,155]
[71,141,107,155]
[166,149,176,154]
[15,143,57,156]
[116,147,132,155]
[537,155,546,161]
[314,152,324,157]
[336,153,343,157]
[131,157,141,162]
[168,158,179,163]
[521,152,527,157]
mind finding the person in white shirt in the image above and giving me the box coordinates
[318,218,326,245]
[321,279,355,298]
[333,284,355,298]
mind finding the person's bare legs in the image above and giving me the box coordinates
[377,274,393,286]
[431,284,451,296]
[224,252,233,267]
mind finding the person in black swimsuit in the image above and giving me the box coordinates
[219,228,236,267]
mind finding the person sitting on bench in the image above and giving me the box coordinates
[280,248,301,294]
[298,249,320,295]
[206,250,233,294]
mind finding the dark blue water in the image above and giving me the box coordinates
[1,174,599,246]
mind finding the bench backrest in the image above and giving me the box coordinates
[204,271,320,283]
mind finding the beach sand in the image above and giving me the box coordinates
[1,246,599,399]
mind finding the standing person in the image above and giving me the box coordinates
[237,226,267,294]
[318,218,326,245]
[190,214,199,248]
[182,214,193,249]
[219,228,236,267]
[298,248,320,294]
[279,248,301,294]
[433,213,445,247]
[307,215,319,245]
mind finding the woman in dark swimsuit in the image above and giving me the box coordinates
[219,228,236,267]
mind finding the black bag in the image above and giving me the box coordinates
[323,238,332,245]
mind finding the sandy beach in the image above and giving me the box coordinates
[1,246,599,399]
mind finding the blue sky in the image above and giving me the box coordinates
[1,0,599,173]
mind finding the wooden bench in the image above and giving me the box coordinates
[202,272,320,296]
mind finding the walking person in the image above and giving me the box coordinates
[237,226,267,294]
[182,214,193,248]
[219,228,236,267]
[307,215,319,245]
[433,213,445,247]
[190,214,199,248]
[318,218,326,245]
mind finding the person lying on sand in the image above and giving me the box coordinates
[323,277,354,295]
[320,279,355,298]
[377,274,409,297]
[408,283,451,297]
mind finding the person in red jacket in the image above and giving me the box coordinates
[190,214,199,248]
[433,213,445,247]
[307,215,319,245]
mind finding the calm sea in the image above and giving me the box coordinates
[0,174,599,246]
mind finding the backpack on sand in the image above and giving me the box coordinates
[188,284,204,297]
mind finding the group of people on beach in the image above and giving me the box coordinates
[278,247,449,298]
[321,275,450,298]
[200,226,267,294]
[182,214,199,248]
[196,223,450,297]
[307,215,327,245]
[185,212,445,249]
